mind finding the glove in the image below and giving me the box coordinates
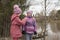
[34,31,37,35]
[22,31,26,34]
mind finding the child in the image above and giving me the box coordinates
[22,10,37,40]
[10,4,25,40]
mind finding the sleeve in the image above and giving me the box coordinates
[16,17,27,25]
[33,18,37,31]
[21,17,27,25]
[16,17,22,24]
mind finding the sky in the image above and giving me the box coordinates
[24,0,60,16]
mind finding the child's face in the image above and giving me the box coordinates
[27,13,32,17]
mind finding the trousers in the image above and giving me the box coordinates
[25,34,33,40]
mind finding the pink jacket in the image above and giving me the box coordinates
[10,14,24,38]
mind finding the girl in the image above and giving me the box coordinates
[10,4,25,40]
[22,10,37,40]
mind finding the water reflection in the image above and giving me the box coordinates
[46,22,60,40]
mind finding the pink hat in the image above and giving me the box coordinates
[27,10,33,14]
[13,5,22,14]
[13,4,19,9]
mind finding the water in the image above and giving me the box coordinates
[35,22,60,40]
[46,23,60,40]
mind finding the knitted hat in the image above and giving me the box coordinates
[13,4,19,9]
[27,10,33,14]
[13,4,22,14]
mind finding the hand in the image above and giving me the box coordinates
[22,31,26,34]
[34,31,37,35]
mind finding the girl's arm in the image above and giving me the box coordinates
[21,17,27,25]
[16,17,27,25]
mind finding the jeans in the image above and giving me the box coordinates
[25,34,33,40]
